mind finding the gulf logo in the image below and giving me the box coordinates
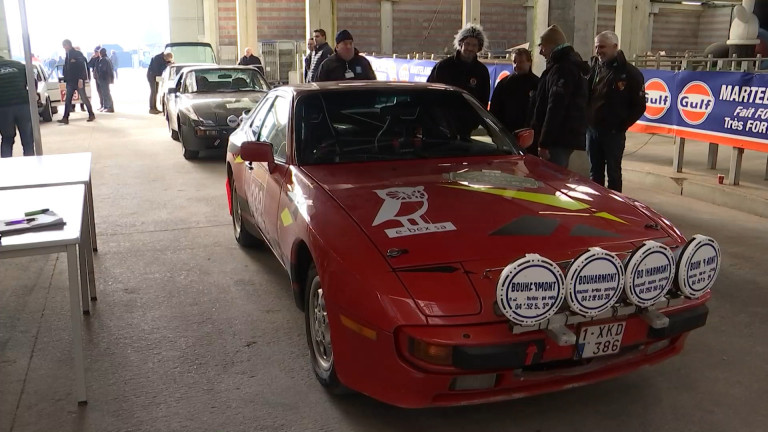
[644,78,671,119]
[495,70,510,86]
[677,81,715,125]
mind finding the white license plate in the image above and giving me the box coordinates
[576,322,625,359]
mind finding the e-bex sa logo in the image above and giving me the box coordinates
[677,81,715,125]
[644,78,671,119]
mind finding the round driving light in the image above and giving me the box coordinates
[676,235,721,298]
[624,241,675,307]
[497,254,565,325]
[565,248,625,316]
[227,115,239,127]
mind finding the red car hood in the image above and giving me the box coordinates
[303,156,663,269]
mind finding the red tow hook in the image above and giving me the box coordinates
[525,343,539,365]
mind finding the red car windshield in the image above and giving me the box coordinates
[295,89,522,165]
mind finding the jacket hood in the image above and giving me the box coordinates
[549,45,590,75]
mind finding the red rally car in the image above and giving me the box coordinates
[225,82,721,408]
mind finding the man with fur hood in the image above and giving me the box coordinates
[427,23,490,106]
[530,25,589,168]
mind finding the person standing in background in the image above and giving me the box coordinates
[96,48,115,113]
[238,47,265,76]
[58,39,95,124]
[0,55,35,157]
[306,29,334,83]
[304,38,316,82]
[110,50,119,79]
[426,23,491,106]
[490,47,539,155]
[147,51,173,114]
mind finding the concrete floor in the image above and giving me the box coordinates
[1,69,767,431]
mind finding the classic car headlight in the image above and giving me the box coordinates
[496,254,566,325]
[674,235,721,299]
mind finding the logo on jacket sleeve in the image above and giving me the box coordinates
[677,81,714,125]
[373,186,456,238]
[644,78,671,119]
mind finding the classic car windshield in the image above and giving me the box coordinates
[186,69,269,93]
[166,45,217,64]
[295,89,523,165]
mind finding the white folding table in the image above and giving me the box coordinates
[0,152,97,312]
[0,185,89,403]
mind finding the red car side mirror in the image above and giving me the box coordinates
[240,141,275,171]
[514,128,534,150]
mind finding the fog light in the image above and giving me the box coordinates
[450,374,497,391]
[410,339,453,366]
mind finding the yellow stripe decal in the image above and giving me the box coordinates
[234,155,244,163]
[443,185,590,211]
[280,208,293,226]
[594,211,628,224]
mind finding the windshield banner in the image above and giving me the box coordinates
[631,69,768,152]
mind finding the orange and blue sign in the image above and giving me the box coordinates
[631,70,768,152]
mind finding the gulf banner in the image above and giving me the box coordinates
[365,56,514,101]
[631,70,768,152]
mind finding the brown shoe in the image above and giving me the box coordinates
[87,115,96,122]
[57,118,69,125]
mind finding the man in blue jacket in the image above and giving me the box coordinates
[57,39,95,124]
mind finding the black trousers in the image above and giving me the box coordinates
[587,127,626,192]
[148,75,159,110]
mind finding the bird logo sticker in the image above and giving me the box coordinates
[372,186,456,238]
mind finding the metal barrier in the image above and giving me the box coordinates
[258,40,304,85]
[633,52,767,73]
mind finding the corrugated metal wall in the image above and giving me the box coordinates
[257,0,306,42]
[392,0,462,55]
[698,7,732,50]
[337,0,382,53]
[596,3,615,33]
[479,0,528,51]
[652,8,702,53]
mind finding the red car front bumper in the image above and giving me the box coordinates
[331,302,708,408]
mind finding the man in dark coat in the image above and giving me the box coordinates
[304,38,315,82]
[238,47,265,76]
[427,23,490,106]
[315,30,376,82]
[57,39,95,124]
[96,48,115,112]
[586,31,646,192]
[147,51,173,114]
[0,56,35,157]
[88,46,103,110]
[530,25,589,168]
[306,28,334,82]
[490,47,540,155]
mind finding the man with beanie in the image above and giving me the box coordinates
[530,24,589,168]
[427,23,490,106]
[306,29,334,82]
[0,55,35,157]
[315,30,376,82]
[586,31,646,192]
[490,47,539,155]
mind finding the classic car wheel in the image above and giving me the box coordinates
[230,179,261,247]
[305,264,349,395]
[41,98,53,122]
[179,118,199,160]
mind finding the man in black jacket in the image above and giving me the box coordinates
[147,51,173,114]
[315,30,376,82]
[237,47,265,76]
[96,48,115,112]
[427,23,490,106]
[531,25,589,168]
[0,56,35,157]
[306,29,334,82]
[58,39,95,124]
[303,38,315,82]
[490,48,539,155]
[587,31,646,192]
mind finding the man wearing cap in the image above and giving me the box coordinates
[586,31,646,192]
[530,25,589,168]
[427,23,490,106]
[315,30,376,82]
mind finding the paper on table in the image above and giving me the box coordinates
[0,211,66,235]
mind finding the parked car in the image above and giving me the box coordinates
[32,62,58,122]
[166,66,270,159]
[225,82,721,408]
[159,62,215,114]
